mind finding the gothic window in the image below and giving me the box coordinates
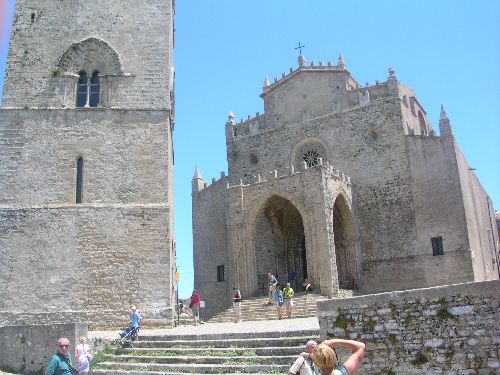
[431,237,443,256]
[89,71,100,107]
[418,111,427,136]
[76,157,84,204]
[216,265,225,282]
[76,71,87,108]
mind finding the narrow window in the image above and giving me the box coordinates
[76,72,87,107]
[216,265,225,282]
[89,71,100,107]
[31,13,36,23]
[431,237,443,256]
[76,157,83,204]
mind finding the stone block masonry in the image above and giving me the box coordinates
[316,280,499,374]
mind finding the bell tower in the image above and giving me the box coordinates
[0,0,176,326]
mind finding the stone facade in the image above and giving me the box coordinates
[316,280,500,374]
[0,1,176,327]
[192,55,499,319]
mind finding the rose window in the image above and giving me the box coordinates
[302,149,320,167]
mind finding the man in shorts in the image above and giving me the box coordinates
[283,282,295,318]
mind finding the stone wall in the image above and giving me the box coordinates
[316,280,499,374]
[0,323,87,375]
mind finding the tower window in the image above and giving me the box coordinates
[76,72,87,108]
[431,237,443,256]
[76,70,99,108]
[76,157,83,204]
[216,265,225,282]
[30,13,35,23]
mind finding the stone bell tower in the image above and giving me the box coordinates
[0,0,176,327]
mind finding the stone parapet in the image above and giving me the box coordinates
[317,280,500,374]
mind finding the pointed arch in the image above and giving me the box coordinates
[332,193,357,289]
[57,37,123,75]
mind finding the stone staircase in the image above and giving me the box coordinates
[207,292,330,323]
[90,327,320,374]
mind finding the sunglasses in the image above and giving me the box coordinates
[58,344,69,348]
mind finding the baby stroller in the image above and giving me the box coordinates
[120,325,140,348]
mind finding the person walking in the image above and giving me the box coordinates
[75,336,93,375]
[190,289,203,325]
[232,287,242,323]
[267,272,278,304]
[119,305,142,340]
[311,338,365,375]
[283,282,295,318]
[273,284,284,320]
[45,337,77,375]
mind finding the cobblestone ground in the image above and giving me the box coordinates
[89,316,319,341]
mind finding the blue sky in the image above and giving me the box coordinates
[1,0,499,297]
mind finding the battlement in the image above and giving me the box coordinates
[194,160,351,194]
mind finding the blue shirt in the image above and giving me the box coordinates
[46,353,73,375]
[131,312,142,327]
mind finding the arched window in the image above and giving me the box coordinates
[418,111,427,136]
[76,71,87,108]
[89,71,100,107]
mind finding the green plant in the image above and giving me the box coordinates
[404,314,413,325]
[363,317,375,332]
[334,314,351,329]
[411,352,428,367]
[51,67,63,77]
[388,301,397,312]
[436,308,456,320]
[389,334,398,346]
[385,369,396,375]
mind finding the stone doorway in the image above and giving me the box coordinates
[253,196,307,291]
[333,195,357,289]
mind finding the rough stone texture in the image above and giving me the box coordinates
[0,1,175,327]
[317,280,500,374]
[192,56,499,319]
[0,323,87,374]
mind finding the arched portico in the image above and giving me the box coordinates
[252,195,308,290]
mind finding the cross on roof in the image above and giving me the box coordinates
[295,42,305,55]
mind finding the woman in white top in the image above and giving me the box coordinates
[75,336,93,374]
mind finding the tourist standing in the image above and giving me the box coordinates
[267,272,278,304]
[190,289,202,325]
[75,336,93,375]
[286,269,297,291]
[283,282,295,318]
[45,337,77,375]
[273,284,284,319]
[288,340,318,375]
[312,338,365,375]
[232,287,242,323]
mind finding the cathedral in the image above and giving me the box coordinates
[0,0,176,327]
[192,54,499,319]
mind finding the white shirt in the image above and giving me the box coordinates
[289,356,316,375]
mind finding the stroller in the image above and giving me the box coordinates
[120,325,140,348]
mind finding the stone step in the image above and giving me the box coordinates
[104,353,297,365]
[140,328,318,340]
[93,362,290,374]
[116,345,310,356]
[133,336,316,348]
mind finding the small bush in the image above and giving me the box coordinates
[411,352,428,367]
[333,314,351,329]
